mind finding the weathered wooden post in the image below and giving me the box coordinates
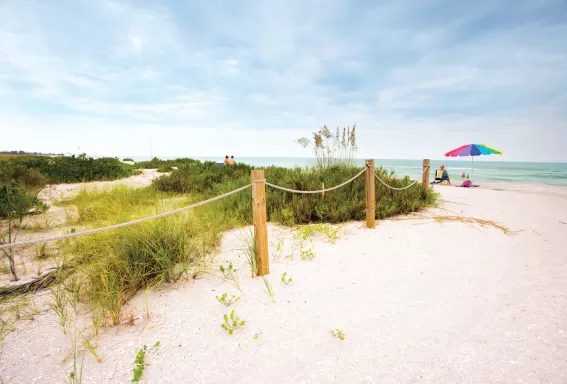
[365,159,376,229]
[422,159,430,192]
[251,169,269,276]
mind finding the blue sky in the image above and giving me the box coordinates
[1,0,566,162]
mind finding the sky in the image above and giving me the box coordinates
[1,0,566,162]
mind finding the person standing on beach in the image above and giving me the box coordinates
[224,155,229,165]
[228,155,236,165]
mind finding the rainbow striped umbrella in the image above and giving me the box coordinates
[444,144,502,157]
[444,144,502,177]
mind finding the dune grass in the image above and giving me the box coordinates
[1,155,436,329]
[60,185,245,325]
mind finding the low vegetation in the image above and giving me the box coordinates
[221,310,246,335]
[135,157,199,169]
[0,154,136,184]
[1,126,437,354]
[330,329,345,341]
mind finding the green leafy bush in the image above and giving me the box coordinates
[153,162,435,224]
[136,157,199,169]
[0,154,135,184]
[0,164,48,218]
[157,165,173,173]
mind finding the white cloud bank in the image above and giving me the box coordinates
[1,0,566,162]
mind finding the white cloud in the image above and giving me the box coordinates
[0,0,566,162]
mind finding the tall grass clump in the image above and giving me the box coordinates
[297,124,358,168]
[70,214,220,325]
[63,185,244,323]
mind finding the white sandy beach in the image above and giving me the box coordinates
[1,181,567,384]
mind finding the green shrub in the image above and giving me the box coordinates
[0,164,48,218]
[157,165,173,173]
[0,154,135,184]
[136,157,199,169]
[123,158,134,162]
[153,162,434,224]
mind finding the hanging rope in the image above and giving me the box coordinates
[374,165,429,191]
[0,184,251,250]
[264,166,367,194]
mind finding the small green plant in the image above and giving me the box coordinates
[263,277,275,303]
[0,316,15,346]
[294,223,341,243]
[68,330,84,384]
[279,207,295,226]
[284,254,294,260]
[253,331,262,340]
[281,272,292,285]
[237,229,257,278]
[49,285,70,334]
[219,262,241,292]
[271,239,285,260]
[35,243,52,259]
[123,158,134,162]
[219,262,236,277]
[132,341,160,382]
[216,293,240,307]
[300,248,316,261]
[221,310,246,335]
[330,329,345,341]
[132,345,147,382]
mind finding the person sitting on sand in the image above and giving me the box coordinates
[461,172,465,178]
[435,164,451,185]
[223,155,229,165]
[228,155,236,165]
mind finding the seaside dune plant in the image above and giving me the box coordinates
[153,162,435,224]
[0,154,135,184]
[68,213,225,325]
[297,124,358,168]
[136,157,199,169]
[1,151,435,323]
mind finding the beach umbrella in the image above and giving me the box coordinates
[444,144,502,176]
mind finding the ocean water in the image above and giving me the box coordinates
[125,156,567,186]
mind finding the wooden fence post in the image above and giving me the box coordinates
[365,159,376,229]
[422,159,430,192]
[251,170,269,276]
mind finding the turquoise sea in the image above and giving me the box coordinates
[126,156,567,186]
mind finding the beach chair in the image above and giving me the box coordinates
[430,169,449,185]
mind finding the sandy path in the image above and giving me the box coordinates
[1,184,567,383]
[39,169,164,203]
[0,169,165,285]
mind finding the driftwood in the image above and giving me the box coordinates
[0,266,74,298]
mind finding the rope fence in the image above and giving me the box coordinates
[0,184,251,250]
[2,158,433,278]
[264,166,367,194]
[374,164,430,191]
